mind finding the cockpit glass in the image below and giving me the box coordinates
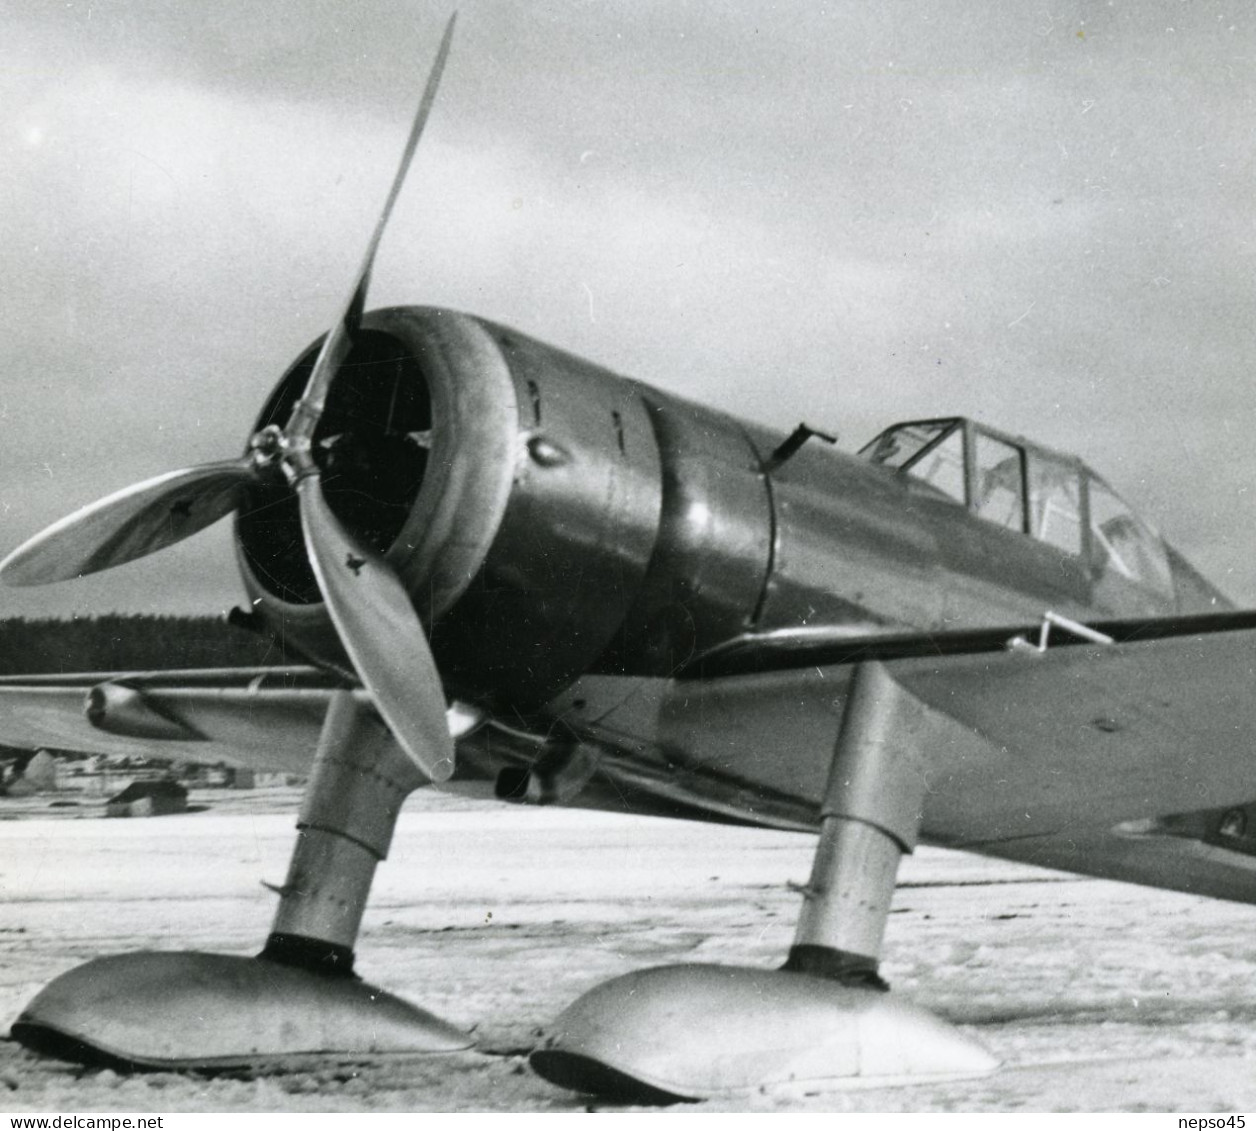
[863,419,1177,597]
[860,420,958,471]
[973,433,1025,532]
[1027,455,1083,555]
[1089,479,1172,593]
[904,427,966,503]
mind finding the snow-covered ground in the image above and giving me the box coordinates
[1,787,1254,1112]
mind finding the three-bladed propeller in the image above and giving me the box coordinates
[0,15,459,784]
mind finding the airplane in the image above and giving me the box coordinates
[2,12,1256,1102]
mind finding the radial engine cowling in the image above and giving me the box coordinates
[236,306,673,710]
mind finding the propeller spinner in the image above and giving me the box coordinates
[0,15,459,784]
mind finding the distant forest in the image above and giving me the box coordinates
[0,615,296,675]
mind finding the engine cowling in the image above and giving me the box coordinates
[239,305,765,709]
[237,307,517,682]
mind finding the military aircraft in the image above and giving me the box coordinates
[3,13,1256,1102]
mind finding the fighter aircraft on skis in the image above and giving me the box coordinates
[3,14,1255,1101]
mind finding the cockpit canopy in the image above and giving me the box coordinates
[860,417,1173,597]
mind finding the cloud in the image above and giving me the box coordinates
[3,0,1256,616]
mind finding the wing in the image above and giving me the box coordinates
[0,667,340,773]
[681,608,1256,905]
[892,623,1256,903]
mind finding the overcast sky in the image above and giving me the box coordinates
[2,1,1255,617]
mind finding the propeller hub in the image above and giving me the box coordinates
[248,424,286,468]
[248,422,318,486]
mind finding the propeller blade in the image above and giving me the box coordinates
[296,473,455,783]
[284,19,459,780]
[288,12,458,440]
[0,459,257,586]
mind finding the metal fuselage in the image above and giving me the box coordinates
[234,306,1229,838]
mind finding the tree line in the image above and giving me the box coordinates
[0,615,296,675]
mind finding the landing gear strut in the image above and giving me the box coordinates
[530,661,997,1101]
[12,692,471,1068]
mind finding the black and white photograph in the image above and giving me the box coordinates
[2,0,1256,1114]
